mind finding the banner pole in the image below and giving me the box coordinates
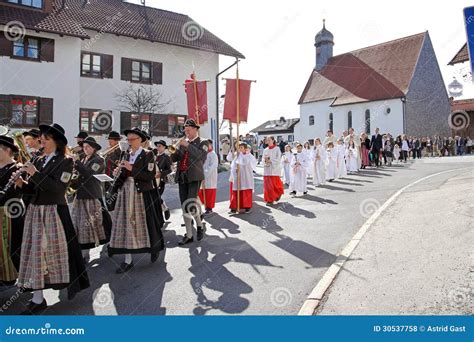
[236,62,241,213]
[192,71,206,207]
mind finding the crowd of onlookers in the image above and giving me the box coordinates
[219,132,473,166]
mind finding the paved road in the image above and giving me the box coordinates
[1,156,473,315]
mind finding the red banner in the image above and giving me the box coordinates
[185,78,208,124]
[223,79,252,124]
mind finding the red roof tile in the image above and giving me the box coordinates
[299,32,426,106]
[0,0,244,58]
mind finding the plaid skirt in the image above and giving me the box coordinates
[109,178,150,253]
[72,199,107,249]
[17,205,70,290]
[0,207,23,284]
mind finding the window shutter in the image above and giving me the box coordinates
[102,54,114,79]
[0,95,11,125]
[120,112,131,132]
[38,97,53,125]
[150,114,168,136]
[152,62,163,85]
[40,39,55,62]
[0,35,12,57]
[121,57,132,81]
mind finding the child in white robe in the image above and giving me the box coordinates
[336,139,347,179]
[393,143,401,163]
[312,138,327,186]
[346,141,359,174]
[289,143,309,195]
[303,141,313,179]
[326,142,337,182]
[281,144,293,186]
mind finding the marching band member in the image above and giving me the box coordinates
[108,128,165,273]
[170,119,209,245]
[73,131,88,160]
[104,131,122,176]
[335,138,347,179]
[281,144,293,186]
[326,142,337,182]
[199,139,218,215]
[14,123,89,314]
[229,142,256,214]
[346,139,359,174]
[312,138,327,186]
[141,130,152,150]
[289,143,309,196]
[0,136,23,286]
[262,136,284,206]
[71,137,112,258]
[154,140,172,221]
[22,129,42,158]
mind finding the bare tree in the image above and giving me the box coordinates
[115,84,173,115]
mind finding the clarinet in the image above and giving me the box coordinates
[105,149,130,209]
[0,152,42,197]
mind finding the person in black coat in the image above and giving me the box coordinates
[370,128,383,167]
[71,137,112,256]
[108,128,165,274]
[0,136,23,287]
[13,123,89,315]
[170,119,209,246]
[154,140,172,221]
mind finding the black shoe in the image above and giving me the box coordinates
[245,208,252,214]
[197,227,205,241]
[151,253,159,263]
[116,262,134,274]
[266,202,274,206]
[179,236,194,246]
[21,299,47,315]
[290,191,296,195]
[205,208,213,214]
[164,209,170,221]
[276,196,281,202]
[229,209,237,214]
[303,192,308,195]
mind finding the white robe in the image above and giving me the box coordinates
[311,146,327,186]
[289,152,309,193]
[281,151,293,185]
[326,147,337,180]
[346,147,359,172]
[303,148,313,177]
[230,153,256,191]
[336,144,347,178]
[393,145,400,161]
[263,146,282,177]
[202,150,218,189]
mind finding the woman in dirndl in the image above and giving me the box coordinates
[0,136,24,286]
[13,123,89,315]
[108,128,165,274]
[71,137,112,259]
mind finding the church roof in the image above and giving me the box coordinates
[448,43,469,65]
[0,0,244,58]
[299,32,427,106]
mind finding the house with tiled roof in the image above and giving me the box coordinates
[297,21,450,143]
[0,0,244,144]
[250,117,299,143]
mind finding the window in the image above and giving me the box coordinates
[81,53,101,77]
[11,98,38,126]
[288,135,294,143]
[5,0,43,9]
[365,109,371,134]
[80,109,112,134]
[309,115,314,126]
[347,111,352,130]
[132,60,151,83]
[277,136,283,142]
[131,113,150,132]
[12,37,39,60]
[168,115,186,137]
[328,113,333,132]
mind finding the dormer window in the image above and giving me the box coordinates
[4,0,43,9]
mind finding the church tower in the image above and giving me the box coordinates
[315,19,334,71]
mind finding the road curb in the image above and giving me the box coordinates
[298,166,473,316]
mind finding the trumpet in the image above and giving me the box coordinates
[168,137,187,154]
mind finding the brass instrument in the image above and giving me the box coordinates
[100,143,120,158]
[168,137,186,154]
[66,146,82,197]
